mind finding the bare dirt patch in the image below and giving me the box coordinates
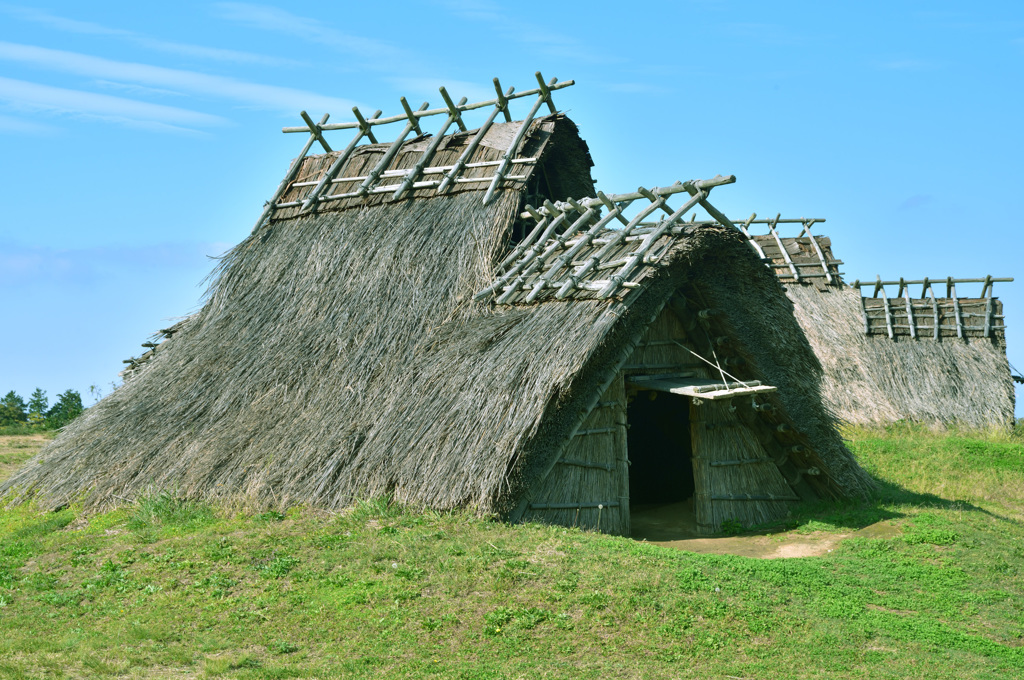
[631,500,901,559]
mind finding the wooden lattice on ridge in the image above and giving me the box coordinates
[253,72,574,232]
[850,276,1012,339]
[734,215,844,288]
[475,175,738,304]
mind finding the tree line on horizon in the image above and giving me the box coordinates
[0,389,84,430]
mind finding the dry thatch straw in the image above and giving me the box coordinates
[3,113,874,534]
[787,284,1014,429]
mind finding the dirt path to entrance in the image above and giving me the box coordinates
[631,500,900,559]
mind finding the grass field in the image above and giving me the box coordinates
[1,424,1022,679]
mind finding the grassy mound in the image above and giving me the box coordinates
[1,426,1022,679]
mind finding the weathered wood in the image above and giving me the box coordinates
[799,219,834,285]
[299,109,381,211]
[628,377,776,400]
[557,458,616,471]
[901,278,917,339]
[522,176,737,218]
[392,95,468,200]
[252,112,329,231]
[949,279,964,338]
[767,214,799,281]
[300,111,332,153]
[357,101,431,197]
[528,502,620,510]
[483,72,557,205]
[282,77,575,133]
[596,189,706,298]
[436,84,517,194]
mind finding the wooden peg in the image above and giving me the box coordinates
[439,87,467,132]
[399,97,423,136]
[351,107,379,144]
[493,77,512,122]
[535,71,556,114]
[300,111,332,153]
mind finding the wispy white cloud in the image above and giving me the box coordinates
[92,79,185,99]
[214,2,410,69]
[437,0,611,64]
[0,42,355,114]
[0,112,58,135]
[0,76,225,133]
[0,4,301,66]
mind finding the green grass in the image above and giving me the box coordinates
[0,426,1022,679]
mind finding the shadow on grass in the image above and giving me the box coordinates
[751,471,1017,537]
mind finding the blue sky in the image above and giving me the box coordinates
[0,1,1021,415]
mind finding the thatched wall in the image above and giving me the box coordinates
[3,189,522,510]
[787,284,1015,428]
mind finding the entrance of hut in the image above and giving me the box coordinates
[626,390,699,539]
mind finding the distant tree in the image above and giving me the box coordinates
[27,388,48,425]
[0,390,27,426]
[45,389,83,429]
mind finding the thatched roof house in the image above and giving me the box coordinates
[3,75,875,534]
[737,218,1015,429]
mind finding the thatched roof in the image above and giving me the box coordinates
[3,111,874,515]
[786,283,1014,428]
[730,215,1014,429]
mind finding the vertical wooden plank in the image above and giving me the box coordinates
[690,399,714,534]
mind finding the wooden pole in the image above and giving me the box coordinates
[482,72,557,205]
[596,190,707,298]
[251,112,329,231]
[948,278,964,338]
[281,78,574,133]
[300,108,382,211]
[392,95,467,200]
[436,84,515,194]
[799,219,834,285]
[768,213,800,281]
[300,111,332,153]
[901,278,917,339]
[357,101,431,197]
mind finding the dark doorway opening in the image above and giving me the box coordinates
[627,390,697,540]
[627,391,694,502]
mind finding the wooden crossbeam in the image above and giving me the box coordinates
[392,94,467,200]
[901,278,917,339]
[300,108,381,211]
[767,213,800,281]
[282,76,574,133]
[798,219,833,285]
[252,112,329,231]
[483,72,558,205]
[437,82,516,194]
[357,101,431,197]
[596,188,708,298]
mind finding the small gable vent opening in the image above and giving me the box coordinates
[626,390,697,538]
